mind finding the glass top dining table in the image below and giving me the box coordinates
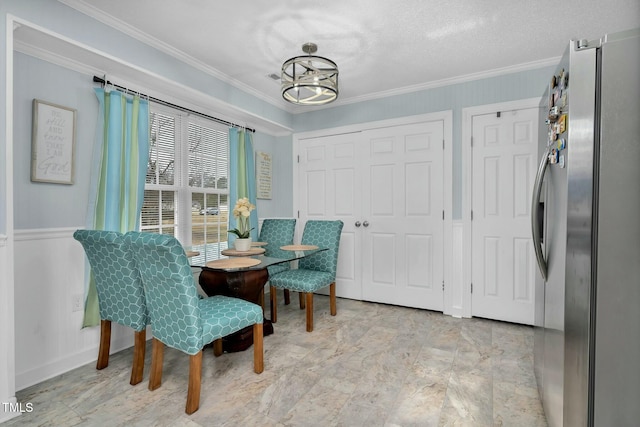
[187,242,327,271]
[188,242,327,353]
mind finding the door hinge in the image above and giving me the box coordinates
[442,210,445,220]
[497,111,501,118]
[442,281,445,291]
[471,210,474,220]
[442,139,445,150]
[297,210,300,218]
[297,155,300,163]
[471,283,474,293]
[471,136,473,147]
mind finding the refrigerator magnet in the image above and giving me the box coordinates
[559,114,567,133]
[560,93,567,108]
[559,154,565,168]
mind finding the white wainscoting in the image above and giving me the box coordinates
[0,233,20,423]
[11,221,466,392]
[13,228,136,390]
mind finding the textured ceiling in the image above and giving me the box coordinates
[61,0,639,112]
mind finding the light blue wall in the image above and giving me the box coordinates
[2,0,558,231]
[12,53,291,229]
[253,134,294,218]
[5,0,292,130]
[2,0,294,231]
[13,53,98,229]
[292,67,556,219]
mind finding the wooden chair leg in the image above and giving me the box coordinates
[186,351,203,415]
[148,338,164,391]
[259,286,265,310]
[96,319,111,370]
[284,289,291,305]
[299,292,306,309]
[330,282,337,316]
[213,339,223,357]
[130,329,146,385]
[305,292,314,332]
[270,286,277,323]
[253,323,264,374]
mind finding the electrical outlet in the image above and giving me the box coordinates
[72,294,84,312]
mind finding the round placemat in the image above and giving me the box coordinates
[280,244,319,251]
[185,250,200,257]
[251,241,268,246]
[206,257,261,269]
[220,247,266,257]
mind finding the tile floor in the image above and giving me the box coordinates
[3,294,547,426]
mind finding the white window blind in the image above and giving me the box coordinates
[142,103,229,247]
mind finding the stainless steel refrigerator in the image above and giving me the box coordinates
[532,28,640,427]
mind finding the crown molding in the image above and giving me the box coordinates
[13,16,293,136]
[58,0,288,111]
[293,56,560,113]
[58,0,559,116]
[14,39,103,76]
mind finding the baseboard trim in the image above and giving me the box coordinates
[0,396,21,423]
[15,333,137,391]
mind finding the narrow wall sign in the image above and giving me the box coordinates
[256,151,272,199]
[31,99,76,184]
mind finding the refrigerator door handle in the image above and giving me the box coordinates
[531,148,550,280]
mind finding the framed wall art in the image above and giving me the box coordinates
[256,151,272,199]
[31,99,77,184]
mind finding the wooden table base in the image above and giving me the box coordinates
[198,268,273,353]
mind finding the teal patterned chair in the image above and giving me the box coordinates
[269,220,344,332]
[124,231,264,415]
[258,218,296,306]
[73,229,148,385]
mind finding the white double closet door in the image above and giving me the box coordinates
[297,120,445,311]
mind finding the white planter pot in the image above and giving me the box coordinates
[233,238,252,252]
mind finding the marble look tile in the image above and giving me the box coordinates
[258,368,320,420]
[335,401,388,427]
[386,374,449,427]
[439,371,493,426]
[6,296,547,426]
[346,373,403,411]
[493,380,547,426]
[278,383,350,426]
[412,347,456,378]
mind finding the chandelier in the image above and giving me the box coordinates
[281,43,339,105]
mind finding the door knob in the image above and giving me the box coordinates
[355,221,361,227]
[363,221,369,227]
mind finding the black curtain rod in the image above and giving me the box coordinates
[92,76,255,133]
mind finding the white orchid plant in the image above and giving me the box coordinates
[228,197,255,239]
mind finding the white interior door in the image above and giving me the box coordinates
[360,122,444,310]
[471,108,538,324]
[298,120,445,310]
[298,132,362,300]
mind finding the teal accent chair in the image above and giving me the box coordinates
[73,229,148,385]
[269,220,344,332]
[124,231,264,415]
[258,218,296,306]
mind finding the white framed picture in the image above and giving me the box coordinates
[31,99,77,184]
[256,151,272,199]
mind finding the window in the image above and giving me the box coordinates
[141,103,229,247]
